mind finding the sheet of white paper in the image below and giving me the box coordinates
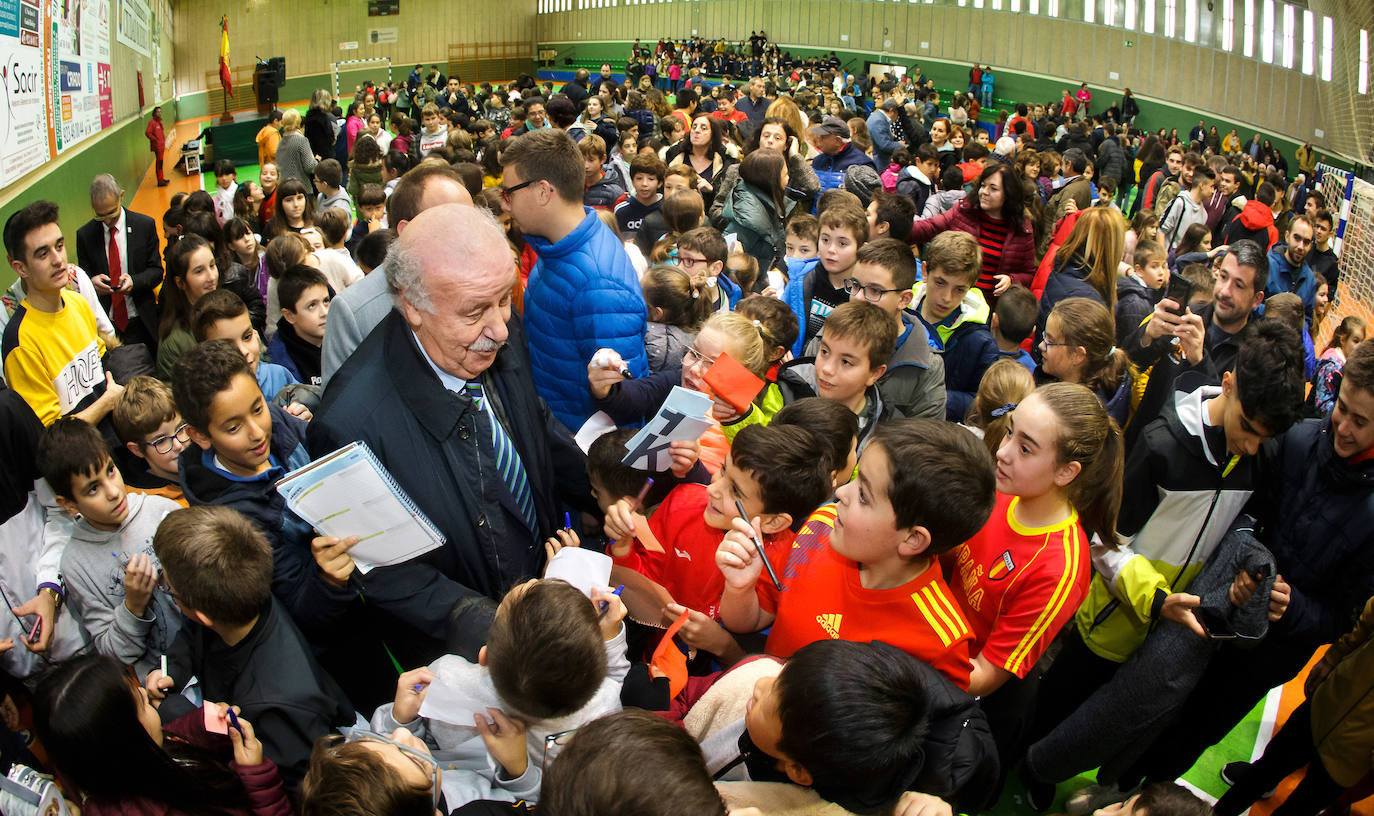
[574,411,618,454]
[723,232,739,254]
[544,547,612,597]
[621,386,715,471]
[418,679,487,726]
[767,269,786,294]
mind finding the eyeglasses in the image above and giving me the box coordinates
[499,178,538,203]
[1042,337,1072,348]
[676,253,710,270]
[842,278,904,303]
[142,423,191,454]
[342,728,441,810]
[684,345,719,368]
[543,728,578,773]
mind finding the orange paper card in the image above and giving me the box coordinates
[704,352,766,413]
[633,514,665,553]
[203,705,229,735]
[650,608,692,699]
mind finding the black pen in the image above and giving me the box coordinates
[734,498,783,592]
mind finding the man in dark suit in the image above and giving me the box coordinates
[75,174,163,351]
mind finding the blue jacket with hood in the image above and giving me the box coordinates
[912,284,1000,421]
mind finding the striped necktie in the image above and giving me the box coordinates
[464,382,538,532]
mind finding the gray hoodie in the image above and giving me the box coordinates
[60,492,182,676]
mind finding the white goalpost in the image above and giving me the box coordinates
[331,57,392,99]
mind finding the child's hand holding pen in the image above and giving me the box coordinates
[591,585,626,640]
[542,513,581,564]
[605,478,654,557]
[392,667,436,725]
[716,514,768,591]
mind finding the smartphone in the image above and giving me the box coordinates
[1164,276,1194,316]
[1195,606,1236,640]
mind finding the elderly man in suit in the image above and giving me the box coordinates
[308,202,594,649]
[75,174,163,352]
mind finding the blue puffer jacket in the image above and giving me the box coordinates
[781,257,822,358]
[523,208,649,428]
[1265,243,1317,322]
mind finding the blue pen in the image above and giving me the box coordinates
[563,512,573,531]
[598,584,625,617]
[412,683,424,693]
[226,707,243,735]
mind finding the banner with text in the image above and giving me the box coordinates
[0,0,50,185]
[115,0,148,57]
[50,0,112,153]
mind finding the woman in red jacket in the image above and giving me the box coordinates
[910,162,1037,301]
[32,654,292,816]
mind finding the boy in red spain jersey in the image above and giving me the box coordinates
[716,418,997,690]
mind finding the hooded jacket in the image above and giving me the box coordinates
[1265,242,1318,321]
[1250,417,1374,646]
[810,141,874,174]
[1222,199,1278,250]
[911,285,1000,421]
[721,180,792,276]
[1094,137,1127,186]
[1077,376,1257,662]
[876,311,947,420]
[895,166,935,214]
[178,405,352,633]
[523,208,649,428]
[1115,274,1159,349]
[776,357,892,451]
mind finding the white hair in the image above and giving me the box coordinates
[386,204,509,313]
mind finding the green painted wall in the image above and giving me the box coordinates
[0,100,177,293]
[541,40,1345,172]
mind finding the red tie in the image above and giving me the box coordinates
[107,227,128,331]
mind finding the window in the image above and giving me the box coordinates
[1104,0,1115,26]
[1260,0,1274,63]
[1125,0,1135,29]
[1320,16,1333,80]
[1282,3,1295,68]
[1185,0,1197,40]
[1028,0,1039,12]
[1362,29,1370,94]
[1143,0,1155,33]
[1011,0,1021,9]
[1048,0,1059,15]
[1221,0,1234,50]
[992,0,1003,9]
[1085,0,1094,23]
[1243,0,1254,56]
[1302,10,1315,74]
[1164,0,1176,37]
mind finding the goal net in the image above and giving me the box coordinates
[331,57,392,101]
[1315,163,1374,350]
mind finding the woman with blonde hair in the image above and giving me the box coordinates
[765,96,810,158]
[1034,206,1125,355]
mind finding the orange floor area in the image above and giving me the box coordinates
[129,99,309,246]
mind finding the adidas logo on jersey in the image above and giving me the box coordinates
[816,613,842,638]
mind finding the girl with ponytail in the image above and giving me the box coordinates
[945,382,1123,709]
[641,264,714,372]
[1040,297,1133,424]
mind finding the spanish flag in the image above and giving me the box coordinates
[218,16,233,96]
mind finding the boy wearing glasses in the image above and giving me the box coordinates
[112,376,189,505]
[910,231,1000,421]
[37,417,182,676]
[844,238,946,420]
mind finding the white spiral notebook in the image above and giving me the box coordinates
[276,441,444,572]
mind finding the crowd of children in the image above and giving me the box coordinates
[0,38,1367,816]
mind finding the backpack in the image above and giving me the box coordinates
[1153,177,1183,218]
